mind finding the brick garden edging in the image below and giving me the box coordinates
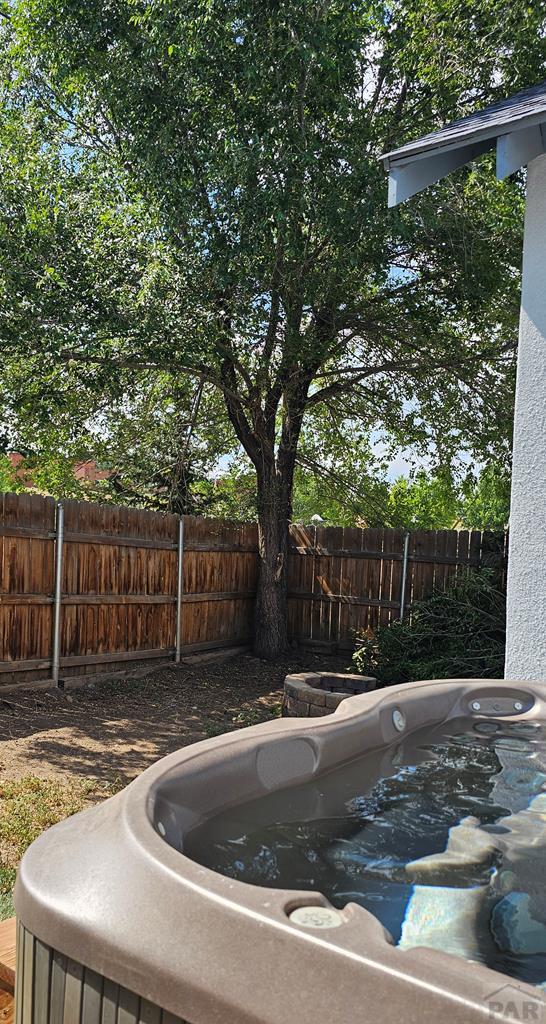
[282,671,377,718]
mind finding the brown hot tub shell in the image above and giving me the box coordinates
[15,678,546,1023]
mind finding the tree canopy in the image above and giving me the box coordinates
[0,0,543,653]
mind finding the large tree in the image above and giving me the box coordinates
[1,0,543,656]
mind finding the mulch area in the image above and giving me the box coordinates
[0,650,351,784]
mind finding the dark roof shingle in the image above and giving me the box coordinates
[381,80,546,167]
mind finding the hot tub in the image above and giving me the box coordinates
[15,678,546,1023]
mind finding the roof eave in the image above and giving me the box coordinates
[383,118,546,207]
[381,106,546,169]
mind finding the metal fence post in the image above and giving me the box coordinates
[175,516,184,663]
[399,531,410,620]
[51,502,64,685]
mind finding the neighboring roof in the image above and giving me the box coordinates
[380,81,546,206]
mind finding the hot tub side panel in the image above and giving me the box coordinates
[15,923,190,1024]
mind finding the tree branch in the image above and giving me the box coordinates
[60,348,251,408]
[307,346,511,408]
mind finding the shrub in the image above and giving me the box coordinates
[353,570,505,685]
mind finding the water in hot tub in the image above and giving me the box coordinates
[184,717,546,987]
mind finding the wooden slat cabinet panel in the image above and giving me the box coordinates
[15,926,190,1024]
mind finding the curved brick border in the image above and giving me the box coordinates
[282,671,377,718]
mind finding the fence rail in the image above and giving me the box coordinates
[0,493,506,687]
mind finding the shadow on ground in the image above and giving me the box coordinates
[0,651,351,783]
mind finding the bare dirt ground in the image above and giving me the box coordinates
[0,650,351,784]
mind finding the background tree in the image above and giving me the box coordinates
[1,0,542,655]
[460,465,511,531]
[0,349,237,509]
[386,471,459,530]
[0,456,23,494]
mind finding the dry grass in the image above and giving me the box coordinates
[0,775,121,920]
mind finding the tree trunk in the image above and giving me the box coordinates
[253,464,290,659]
[253,372,311,659]
[221,357,314,660]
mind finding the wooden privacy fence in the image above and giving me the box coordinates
[0,493,506,688]
[0,494,258,688]
[287,522,506,649]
